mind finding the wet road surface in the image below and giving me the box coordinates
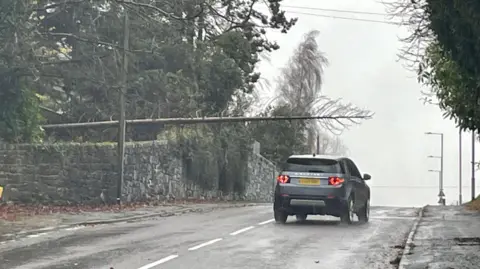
[402,206,480,269]
[0,205,419,269]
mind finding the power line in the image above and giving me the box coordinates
[285,10,402,25]
[282,5,391,17]
[257,2,402,25]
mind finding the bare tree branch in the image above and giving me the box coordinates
[382,1,441,107]
[115,0,205,21]
[383,0,432,71]
[269,30,373,136]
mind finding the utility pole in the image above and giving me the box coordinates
[316,134,320,154]
[459,128,462,204]
[117,5,129,205]
[472,130,476,201]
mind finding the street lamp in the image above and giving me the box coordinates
[426,132,444,202]
[428,169,445,205]
[459,128,462,205]
[472,131,476,201]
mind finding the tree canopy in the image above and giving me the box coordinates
[0,1,370,166]
[0,1,373,195]
[388,0,480,131]
[0,0,297,142]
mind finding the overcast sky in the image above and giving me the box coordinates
[255,0,480,207]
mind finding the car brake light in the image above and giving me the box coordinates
[277,175,290,183]
[328,176,344,186]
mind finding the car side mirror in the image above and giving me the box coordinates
[363,173,371,180]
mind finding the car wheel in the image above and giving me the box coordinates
[358,199,370,223]
[296,214,307,222]
[274,210,288,224]
[340,197,354,224]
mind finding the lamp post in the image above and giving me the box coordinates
[427,155,443,195]
[426,132,445,203]
[459,128,462,204]
[472,131,476,201]
[428,169,445,205]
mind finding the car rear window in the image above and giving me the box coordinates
[284,158,343,173]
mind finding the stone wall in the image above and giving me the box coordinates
[0,141,277,204]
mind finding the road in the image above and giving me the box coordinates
[0,205,419,269]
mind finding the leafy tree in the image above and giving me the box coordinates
[20,0,297,142]
[33,0,296,117]
[0,0,44,142]
[386,0,480,131]
[422,1,480,130]
[419,43,474,126]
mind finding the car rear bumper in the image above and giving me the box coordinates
[274,185,348,217]
[274,194,347,216]
[276,183,347,198]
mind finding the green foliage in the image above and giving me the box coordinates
[0,0,299,143]
[0,0,44,142]
[0,80,44,143]
[250,105,308,165]
[420,43,477,129]
[0,0,301,195]
[0,0,361,195]
[29,0,297,125]
[159,124,252,194]
[419,1,480,130]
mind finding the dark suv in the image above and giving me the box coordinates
[273,154,371,224]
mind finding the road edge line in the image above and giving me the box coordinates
[398,205,427,269]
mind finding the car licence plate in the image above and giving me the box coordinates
[298,178,320,185]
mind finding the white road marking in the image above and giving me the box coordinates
[137,254,179,269]
[188,238,223,251]
[65,226,85,231]
[230,226,254,236]
[27,232,48,238]
[258,219,275,225]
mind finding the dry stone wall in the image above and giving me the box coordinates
[0,141,277,205]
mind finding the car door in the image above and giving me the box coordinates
[340,158,352,188]
[341,159,356,201]
[346,159,367,208]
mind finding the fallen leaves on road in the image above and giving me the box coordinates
[0,203,138,221]
[0,197,242,221]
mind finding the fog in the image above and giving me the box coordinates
[256,0,480,207]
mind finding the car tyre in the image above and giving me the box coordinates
[274,210,288,224]
[296,214,307,222]
[358,199,370,223]
[340,197,354,224]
